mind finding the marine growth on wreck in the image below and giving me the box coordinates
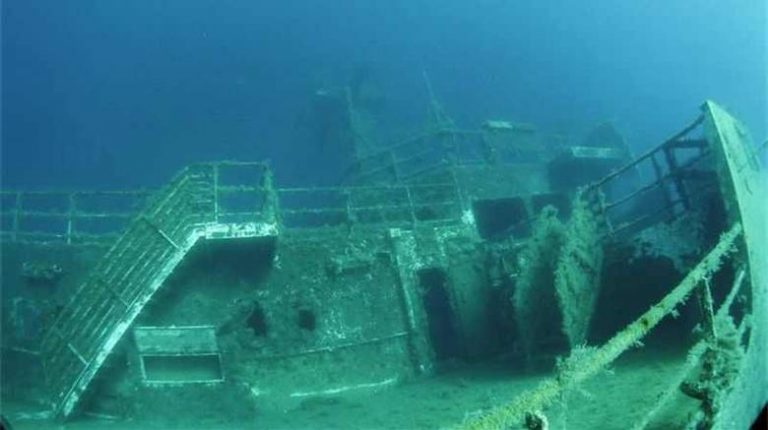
[1,93,765,429]
[1,5,766,427]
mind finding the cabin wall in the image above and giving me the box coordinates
[2,220,508,421]
[225,231,414,400]
[77,229,417,419]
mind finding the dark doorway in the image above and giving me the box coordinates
[246,301,268,336]
[297,309,316,332]
[418,268,461,361]
[472,198,530,240]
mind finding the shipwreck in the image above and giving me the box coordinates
[0,94,765,429]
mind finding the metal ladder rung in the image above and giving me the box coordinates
[666,138,707,149]
[141,216,181,250]
[95,278,130,308]
[57,279,114,343]
[67,343,88,366]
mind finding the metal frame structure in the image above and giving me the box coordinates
[0,190,149,246]
[2,102,763,427]
[1,171,467,245]
[38,162,278,419]
[460,102,766,429]
[584,113,716,237]
[350,125,546,185]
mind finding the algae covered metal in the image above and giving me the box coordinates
[0,101,765,429]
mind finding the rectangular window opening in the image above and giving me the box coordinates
[141,354,223,384]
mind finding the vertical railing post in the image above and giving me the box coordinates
[212,163,220,223]
[344,189,355,226]
[388,151,400,183]
[698,277,718,340]
[404,186,417,226]
[663,145,690,211]
[450,131,459,165]
[449,167,466,216]
[442,132,458,167]
[67,193,76,245]
[650,153,674,210]
[261,164,280,226]
[481,132,497,165]
[12,192,21,242]
[594,188,614,235]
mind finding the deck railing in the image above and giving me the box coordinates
[460,223,746,430]
[278,181,464,229]
[0,190,150,245]
[350,125,550,185]
[39,161,276,420]
[583,114,717,237]
[1,162,467,246]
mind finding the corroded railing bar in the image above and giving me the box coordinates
[718,268,747,319]
[400,161,451,181]
[210,160,270,168]
[96,223,157,288]
[609,199,685,237]
[66,194,75,245]
[147,173,194,220]
[352,127,486,183]
[355,156,399,181]
[0,190,151,196]
[75,287,123,357]
[278,200,459,215]
[394,147,441,166]
[630,267,747,430]
[366,128,482,158]
[356,131,435,160]
[72,212,135,219]
[698,277,718,340]
[278,182,456,193]
[3,161,461,245]
[1,189,148,245]
[216,185,267,193]
[586,114,705,191]
[10,209,70,218]
[107,242,160,304]
[9,211,138,219]
[4,234,116,247]
[459,223,742,430]
[213,163,220,222]
[121,246,175,302]
[12,193,21,242]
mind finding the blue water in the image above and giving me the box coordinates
[2,0,766,190]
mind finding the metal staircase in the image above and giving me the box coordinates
[39,162,278,420]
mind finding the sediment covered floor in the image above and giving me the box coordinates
[5,345,695,430]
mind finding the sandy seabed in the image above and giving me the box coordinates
[5,347,695,430]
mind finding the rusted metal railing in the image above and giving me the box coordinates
[583,114,715,237]
[39,161,276,420]
[460,223,744,430]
